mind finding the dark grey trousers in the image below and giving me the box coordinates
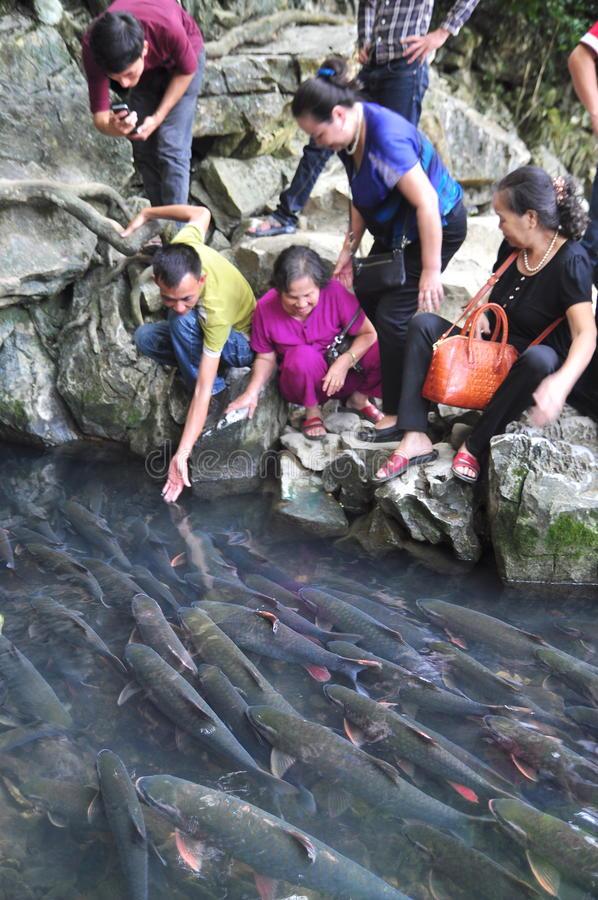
[129,52,205,206]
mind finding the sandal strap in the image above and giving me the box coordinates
[303,416,324,427]
[379,452,408,478]
[452,448,480,472]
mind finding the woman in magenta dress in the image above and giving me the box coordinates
[227,246,382,439]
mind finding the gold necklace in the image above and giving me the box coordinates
[521,229,559,273]
[346,106,363,156]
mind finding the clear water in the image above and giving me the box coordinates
[0,444,597,899]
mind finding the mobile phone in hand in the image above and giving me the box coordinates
[110,102,138,134]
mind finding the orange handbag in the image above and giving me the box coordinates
[422,253,564,410]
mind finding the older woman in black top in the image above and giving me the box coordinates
[373,166,597,484]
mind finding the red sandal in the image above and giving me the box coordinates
[301,415,327,442]
[354,401,384,424]
[373,450,438,484]
[451,448,481,484]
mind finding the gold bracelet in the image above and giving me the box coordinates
[349,350,357,367]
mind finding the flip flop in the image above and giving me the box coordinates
[451,448,481,484]
[372,450,438,485]
[343,402,384,424]
[301,415,327,442]
[356,424,403,443]
[246,217,296,238]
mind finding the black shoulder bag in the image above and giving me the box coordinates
[325,309,363,373]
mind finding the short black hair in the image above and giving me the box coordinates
[89,12,145,75]
[271,245,331,294]
[153,244,202,288]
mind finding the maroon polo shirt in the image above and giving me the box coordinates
[82,0,203,114]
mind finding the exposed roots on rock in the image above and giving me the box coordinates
[128,264,155,328]
[205,11,348,58]
[0,180,164,256]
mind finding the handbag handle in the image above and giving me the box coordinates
[529,316,565,346]
[464,302,511,367]
[337,308,361,342]
[435,251,519,344]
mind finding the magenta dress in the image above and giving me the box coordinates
[250,279,382,406]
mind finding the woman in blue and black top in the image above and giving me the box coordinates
[292,56,467,442]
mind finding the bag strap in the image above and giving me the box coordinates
[436,251,519,344]
[336,308,361,343]
[528,316,565,347]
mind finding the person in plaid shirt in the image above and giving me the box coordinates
[246,0,480,239]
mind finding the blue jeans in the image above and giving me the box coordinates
[272,57,429,227]
[582,165,598,289]
[134,310,253,393]
[129,51,205,206]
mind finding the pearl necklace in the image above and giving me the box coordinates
[521,229,559,273]
[346,106,363,156]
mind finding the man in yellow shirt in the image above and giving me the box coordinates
[122,204,255,501]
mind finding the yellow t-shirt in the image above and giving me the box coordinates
[171,223,255,356]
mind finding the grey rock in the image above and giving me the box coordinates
[376,442,482,563]
[280,430,342,472]
[56,267,181,456]
[233,231,343,297]
[244,23,355,66]
[0,303,79,445]
[0,16,132,301]
[33,0,63,25]
[340,506,406,556]
[274,450,349,538]
[190,369,288,498]
[198,156,285,219]
[194,92,295,157]
[507,406,598,451]
[203,55,298,96]
[323,411,362,434]
[422,71,530,205]
[488,433,598,585]
[322,449,373,514]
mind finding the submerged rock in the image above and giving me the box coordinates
[488,432,598,585]
[274,450,349,537]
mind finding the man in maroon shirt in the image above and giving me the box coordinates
[82,0,204,206]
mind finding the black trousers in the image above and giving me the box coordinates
[361,201,468,414]
[397,313,562,457]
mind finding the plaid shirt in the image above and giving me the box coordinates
[358,0,480,65]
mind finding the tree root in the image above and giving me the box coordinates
[0,180,164,256]
[128,265,155,328]
[205,11,348,58]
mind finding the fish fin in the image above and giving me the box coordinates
[270,748,295,779]
[175,829,203,872]
[170,552,187,568]
[429,871,455,900]
[510,754,538,782]
[127,627,138,645]
[401,721,436,744]
[129,804,146,843]
[369,755,402,784]
[526,851,560,897]
[447,781,480,804]
[542,674,562,692]
[376,623,406,644]
[117,681,142,706]
[355,658,382,670]
[253,873,278,900]
[256,610,280,633]
[28,621,43,640]
[440,672,461,693]
[149,840,167,866]
[378,700,399,709]
[304,665,331,682]
[396,758,415,779]
[316,616,334,632]
[445,630,468,650]
[99,594,111,609]
[284,829,317,863]
[343,718,366,747]
[87,791,102,825]
[47,811,68,828]
[322,784,352,818]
